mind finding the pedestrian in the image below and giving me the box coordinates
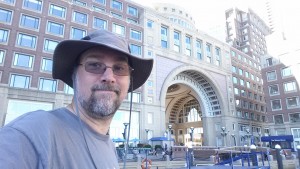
[0,30,153,169]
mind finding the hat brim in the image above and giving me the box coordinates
[52,40,153,92]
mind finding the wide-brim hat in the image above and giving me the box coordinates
[52,30,153,92]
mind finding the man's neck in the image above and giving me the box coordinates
[67,104,112,135]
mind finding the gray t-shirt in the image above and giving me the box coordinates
[0,108,120,169]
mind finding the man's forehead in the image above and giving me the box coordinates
[80,47,128,62]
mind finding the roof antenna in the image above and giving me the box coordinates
[123,76,134,169]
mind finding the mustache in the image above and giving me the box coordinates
[91,84,120,95]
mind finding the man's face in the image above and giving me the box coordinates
[76,47,130,120]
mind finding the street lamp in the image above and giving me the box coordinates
[145,129,149,142]
[168,124,172,151]
[231,134,236,146]
[221,127,228,147]
[258,132,261,147]
[245,128,251,145]
[123,123,129,140]
[190,127,195,145]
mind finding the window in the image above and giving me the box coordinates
[206,43,212,63]
[282,67,292,77]
[271,99,282,110]
[284,81,297,92]
[275,129,286,135]
[286,97,299,109]
[93,17,107,29]
[0,50,5,64]
[241,89,246,96]
[147,112,153,124]
[64,85,74,95]
[245,71,249,78]
[23,0,42,11]
[274,115,283,124]
[234,87,239,95]
[246,81,250,88]
[111,0,122,10]
[44,39,58,52]
[0,8,13,24]
[70,27,86,40]
[128,6,138,16]
[196,39,202,60]
[147,20,153,28]
[267,71,276,81]
[13,53,33,68]
[72,11,87,24]
[173,31,180,52]
[161,26,168,48]
[130,29,141,41]
[93,6,105,12]
[215,47,221,66]
[41,58,53,72]
[238,68,243,75]
[127,92,141,103]
[17,33,37,49]
[73,0,87,6]
[185,35,192,56]
[232,77,238,84]
[46,21,64,36]
[0,29,9,43]
[127,18,138,24]
[240,79,244,86]
[232,66,237,73]
[111,12,122,19]
[49,4,66,18]
[112,23,125,36]
[130,44,141,56]
[266,58,273,66]
[20,14,39,30]
[10,74,30,88]
[94,0,105,5]
[39,78,57,92]
[269,84,279,95]
[3,0,15,4]
[289,113,300,123]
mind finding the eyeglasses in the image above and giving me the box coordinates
[79,61,133,76]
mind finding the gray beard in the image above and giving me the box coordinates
[79,84,122,120]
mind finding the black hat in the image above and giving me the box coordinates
[52,30,153,92]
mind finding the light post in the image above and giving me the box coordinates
[190,127,195,146]
[123,123,129,140]
[168,124,172,151]
[221,127,228,147]
[145,129,149,142]
[245,128,251,146]
[231,134,236,146]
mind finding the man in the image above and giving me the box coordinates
[0,30,153,169]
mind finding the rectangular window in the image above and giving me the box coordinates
[206,43,212,63]
[232,66,237,73]
[72,11,87,24]
[10,74,30,88]
[3,0,15,4]
[232,77,238,84]
[238,68,243,75]
[196,39,202,60]
[284,81,297,92]
[17,33,37,49]
[112,23,125,36]
[0,8,13,24]
[0,29,9,43]
[161,26,168,49]
[111,12,122,19]
[39,78,57,92]
[64,85,74,95]
[282,67,292,77]
[267,71,276,81]
[147,112,153,124]
[274,114,284,124]
[234,87,239,95]
[94,0,105,5]
[73,0,87,6]
[93,5,105,12]
[185,35,192,56]
[289,113,300,123]
[20,14,39,30]
[70,27,86,40]
[127,18,138,24]
[23,0,42,11]
[13,53,33,68]
[271,99,282,111]
[147,20,153,28]
[130,44,141,56]
[46,21,64,36]
[0,50,5,64]
[128,6,138,16]
[215,47,221,66]
[269,84,279,95]
[286,97,299,109]
[93,17,107,29]
[44,39,59,53]
[246,81,250,88]
[173,31,180,52]
[111,0,122,10]
[266,58,273,66]
[127,92,141,103]
[240,79,244,86]
[130,29,141,41]
[41,58,53,72]
[49,4,66,18]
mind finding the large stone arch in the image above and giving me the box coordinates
[160,65,229,146]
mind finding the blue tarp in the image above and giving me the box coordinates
[261,135,293,142]
[149,137,175,141]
